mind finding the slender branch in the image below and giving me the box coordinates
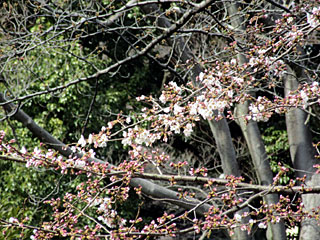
[81,77,99,135]
[1,154,319,195]
[265,0,292,14]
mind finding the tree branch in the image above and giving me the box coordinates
[0,93,212,216]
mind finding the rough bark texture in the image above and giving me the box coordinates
[226,2,287,239]
[283,66,320,240]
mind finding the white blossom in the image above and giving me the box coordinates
[169,81,182,93]
[70,146,78,153]
[126,116,131,124]
[258,222,267,229]
[300,90,309,109]
[88,134,93,144]
[74,160,86,168]
[241,225,247,231]
[140,95,146,100]
[121,129,133,146]
[287,17,294,24]
[307,7,320,28]
[286,226,299,237]
[98,198,112,213]
[78,135,86,147]
[233,77,244,85]
[249,57,258,67]
[248,103,269,122]
[173,104,183,115]
[234,213,242,222]
[311,81,319,92]
[135,129,150,145]
[198,106,213,120]
[189,103,198,115]
[219,173,225,179]
[199,72,205,81]
[98,216,114,228]
[9,217,17,223]
[258,49,267,55]
[170,122,181,134]
[20,146,27,154]
[88,197,102,206]
[163,107,170,113]
[99,136,108,147]
[183,123,193,137]
[88,149,96,158]
[159,94,166,104]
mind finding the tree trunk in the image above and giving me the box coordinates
[142,4,250,239]
[209,119,250,240]
[235,104,287,240]
[226,2,287,239]
[283,65,320,240]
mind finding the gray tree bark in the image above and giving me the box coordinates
[283,66,320,240]
[235,104,287,240]
[142,3,250,240]
[226,2,287,239]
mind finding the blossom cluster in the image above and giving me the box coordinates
[2,132,320,239]
[247,81,320,121]
[307,6,320,28]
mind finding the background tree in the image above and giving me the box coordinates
[1,0,320,239]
